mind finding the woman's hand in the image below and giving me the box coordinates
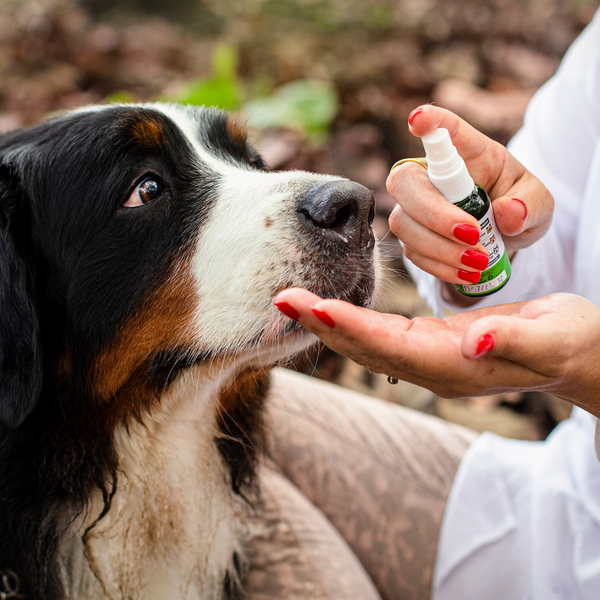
[388,105,554,293]
[274,289,600,419]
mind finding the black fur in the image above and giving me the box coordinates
[215,370,270,497]
[0,164,42,428]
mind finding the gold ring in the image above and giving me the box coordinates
[390,157,428,173]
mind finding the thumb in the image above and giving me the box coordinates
[491,176,554,243]
[461,313,566,376]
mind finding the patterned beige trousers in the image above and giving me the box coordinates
[244,369,478,600]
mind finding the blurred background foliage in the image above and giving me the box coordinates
[3,0,598,155]
[0,0,597,437]
[243,79,338,145]
[169,43,243,110]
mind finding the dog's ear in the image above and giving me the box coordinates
[0,165,42,428]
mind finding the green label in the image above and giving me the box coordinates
[456,204,512,297]
[456,251,511,296]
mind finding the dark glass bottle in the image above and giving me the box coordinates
[454,185,512,297]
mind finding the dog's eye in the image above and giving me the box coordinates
[124,178,163,208]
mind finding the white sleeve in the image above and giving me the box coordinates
[406,7,600,315]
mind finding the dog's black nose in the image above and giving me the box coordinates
[299,181,375,248]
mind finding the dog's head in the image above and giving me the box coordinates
[0,103,378,428]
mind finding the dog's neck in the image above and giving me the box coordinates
[59,365,267,600]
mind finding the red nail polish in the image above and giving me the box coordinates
[461,249,489,270]
[311,307,335,328]
[511,198,528,222]
[275,301,300,321]
[457,269,481,284]
[473,333,495,358]
[453,224,480,246]
[408,106,425,126]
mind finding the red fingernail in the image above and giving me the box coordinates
[511,198,528,222]
[473,333,495,358]
[311,307,335,328]
[453,224,480,245]
[275,301,300,321]
[461,249,489,270]
[408,106,425,126]
[457,269,481,284]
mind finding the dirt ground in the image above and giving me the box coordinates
[1,0,595,438]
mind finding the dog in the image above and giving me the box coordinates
[0,103,378,600]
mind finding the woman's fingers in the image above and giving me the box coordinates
[388,164,488,284]
[388,163,480,240]
[388,164,482,243]
[274,288,412,373]
[401,247,483,286]
[390,202,488,280]
[272,287,461,385]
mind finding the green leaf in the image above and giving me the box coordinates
[243,79,338,143]
[175,77,242,110]
[170,43,243,110]
[212,42,238,80]
[105,90,135,104]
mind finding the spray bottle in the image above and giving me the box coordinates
[421,128,511,297]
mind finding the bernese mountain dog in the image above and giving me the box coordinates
[0,103,378,600]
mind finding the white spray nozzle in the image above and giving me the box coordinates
[421,128,474,203]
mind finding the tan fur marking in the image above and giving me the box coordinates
[94,264,197,424]
[219,368,270,415]
[131,118,166,149]
[226,119,247,148]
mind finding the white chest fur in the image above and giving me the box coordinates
[59,372,247,600]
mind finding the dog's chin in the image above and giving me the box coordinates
[308,269,377,312]
[259,327,318,365]
[251,272,377,357]
[185,272,377,376]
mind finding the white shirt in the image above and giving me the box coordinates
[405,9,600,599]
